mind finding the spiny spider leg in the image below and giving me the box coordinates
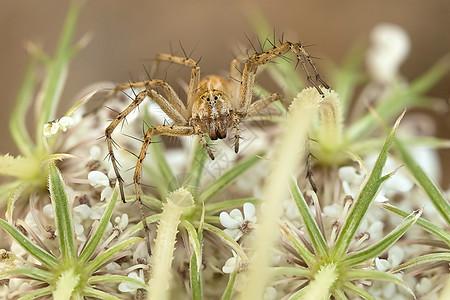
[246,93,285,118]
[151,53,200,111]
[232,93,284,153]
[105,80,188,202]
[134,124,194,252]
[233,41,329,153]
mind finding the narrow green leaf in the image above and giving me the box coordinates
[48,163,75,261]
[392,252,450,272]
[288,286,308,300]
[269,267,311,278]
[342,281,376,300]
[198,153,262,204]
[183,221,203,272]
[9,56,38,155]
[18,286,53,300]
[345,269,415,297]
[88,275,146,288]
[149,135,178,193]
[36,1,83,149]
[0,267,53,282]
[128,194,163,211]
[333,115,401,259]
[332,288,349,300]
[342,208,422,267]
[280,223,316,267]
[204,198,260,214]
[127,213,161,236]
[6,182,28,223]
[83,287,122,300]
[203,223,247,259]
[289,177,329,258]
[84,237,143,275]
[381,203,450,247]
[394,137,450,224]
[0,219,57,268]
[184,138,208,194]
[79,188,118,264]
[220,271,237,300]
[190,251,202,300]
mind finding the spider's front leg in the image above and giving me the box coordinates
[133,124,194,251]
[105,80,188,203]
[151,53,200,109]
[105,89,149,202]
[237,41,329,116]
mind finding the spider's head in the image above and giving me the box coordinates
[200,89,223,107]
[194,88,231,116]
[192,89,233,140]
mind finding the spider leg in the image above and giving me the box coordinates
[246,93,285,118]
[105,80,188,203]
[232,93,285,153]
[114,80,188,121]
[196,131,215,160]
[237,42,328,116]
[133,124,194,253]
[290,43,329,95]
[291,43,330,91]
[151,53,200,112]
[232,115,241,153]
[106,89,148,202]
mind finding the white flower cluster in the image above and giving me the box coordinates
[219,203,257,241]
[88,170,114,201]
[366,23,411,83]
[43,116,75,137]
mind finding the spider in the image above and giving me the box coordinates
[105,41,329,210]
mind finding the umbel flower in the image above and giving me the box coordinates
[0,164,145,299]
[1,3,450,299]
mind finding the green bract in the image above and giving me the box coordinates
[0,163,144,299]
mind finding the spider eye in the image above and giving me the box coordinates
[214,96,218,100]
[206,97,210,101]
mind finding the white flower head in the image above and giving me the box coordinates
[118,271,145,293]
[43,121,60,137]
[220,203,257,241]
[375,245,404,272]
[366,23,411,83]
[88,171,114,201]
[222,250,243,274]
[58,116,74,132]
[114,213,129,231]
[43,116,75,137]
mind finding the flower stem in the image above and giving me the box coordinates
[148,188,194,300]
[303,264,338,300]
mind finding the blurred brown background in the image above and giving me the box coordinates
[1,0,449,186]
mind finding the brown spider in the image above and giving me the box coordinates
[105,41,329,209]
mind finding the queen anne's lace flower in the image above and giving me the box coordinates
[375,246,404,272]
[118,270,145,293]
[43,116,75,137]
[88,171,114,200]
[219,203,257,241]
[366,23,411,83]
[222,250,242,274]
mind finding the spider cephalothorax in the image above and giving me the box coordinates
[104,41,329,215]
[192,77,235,142]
